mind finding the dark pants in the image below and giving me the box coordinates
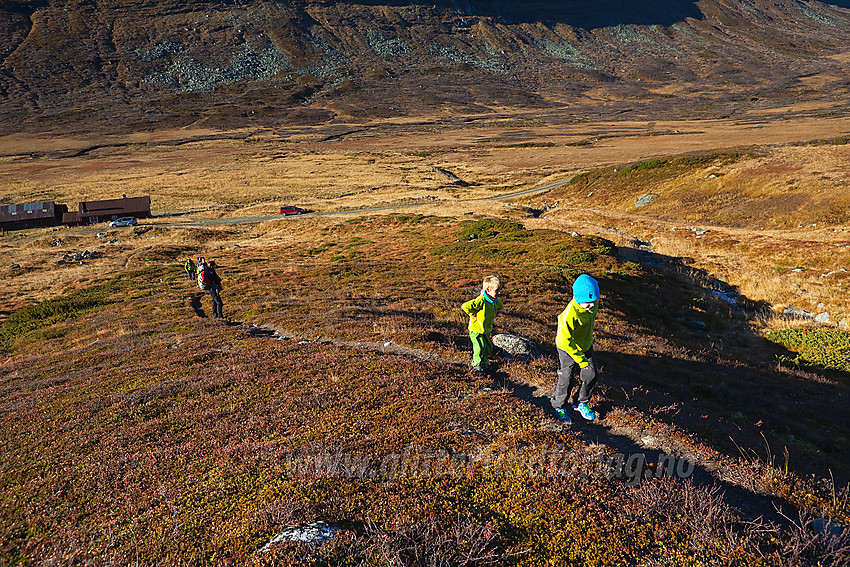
[209,286,224,319]
[551,346,598,409]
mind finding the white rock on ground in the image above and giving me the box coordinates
[260,521,339,552]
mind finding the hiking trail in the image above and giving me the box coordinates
[236,320,802,530]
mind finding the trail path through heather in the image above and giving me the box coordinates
[238,320,800,529]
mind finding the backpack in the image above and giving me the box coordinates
[198,266,212,290]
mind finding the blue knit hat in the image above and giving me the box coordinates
[572,274,599,303]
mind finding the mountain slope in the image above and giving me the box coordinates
[2,215,848,564]
[3,0,850,133]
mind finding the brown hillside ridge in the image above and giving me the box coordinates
[3,0,850,133]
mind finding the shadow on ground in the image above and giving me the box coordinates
[491,365,800,529]
[190,294,205,318]
[480,239,850,519]
[359,0,704,27]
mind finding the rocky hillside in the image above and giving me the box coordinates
[3,0,850,133]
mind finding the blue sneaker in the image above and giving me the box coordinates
[575,403,596,421]
[555,408,571,424]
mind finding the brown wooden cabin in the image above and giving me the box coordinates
[62,196,151,225]
[0,201,68,231]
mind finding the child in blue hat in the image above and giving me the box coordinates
[551,274,600,423]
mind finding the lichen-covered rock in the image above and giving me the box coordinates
[261,521,338,551]
[492,333,540,359]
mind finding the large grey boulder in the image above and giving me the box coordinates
[492,334,540,359]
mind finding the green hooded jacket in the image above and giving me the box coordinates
[555,299,598,368]
[461,294,503,335]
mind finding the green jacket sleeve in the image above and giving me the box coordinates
[555,301,596,368]
[461,296,482,317]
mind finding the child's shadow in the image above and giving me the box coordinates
[488,365,798,529]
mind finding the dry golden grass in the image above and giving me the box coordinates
[4,111,850,212]
[530,206,850,335]
[2,112,850,333]
[641,144,850,227]
[662,233,849,329]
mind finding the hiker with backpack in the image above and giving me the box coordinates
[551,274,601,424]
[197,257,224,319]
[461,275,504,372]
[184,258,197,281]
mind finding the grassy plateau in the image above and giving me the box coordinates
[1,117,850,565]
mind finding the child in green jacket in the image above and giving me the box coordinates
[461,275,503,372]
[551,274,600,423]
